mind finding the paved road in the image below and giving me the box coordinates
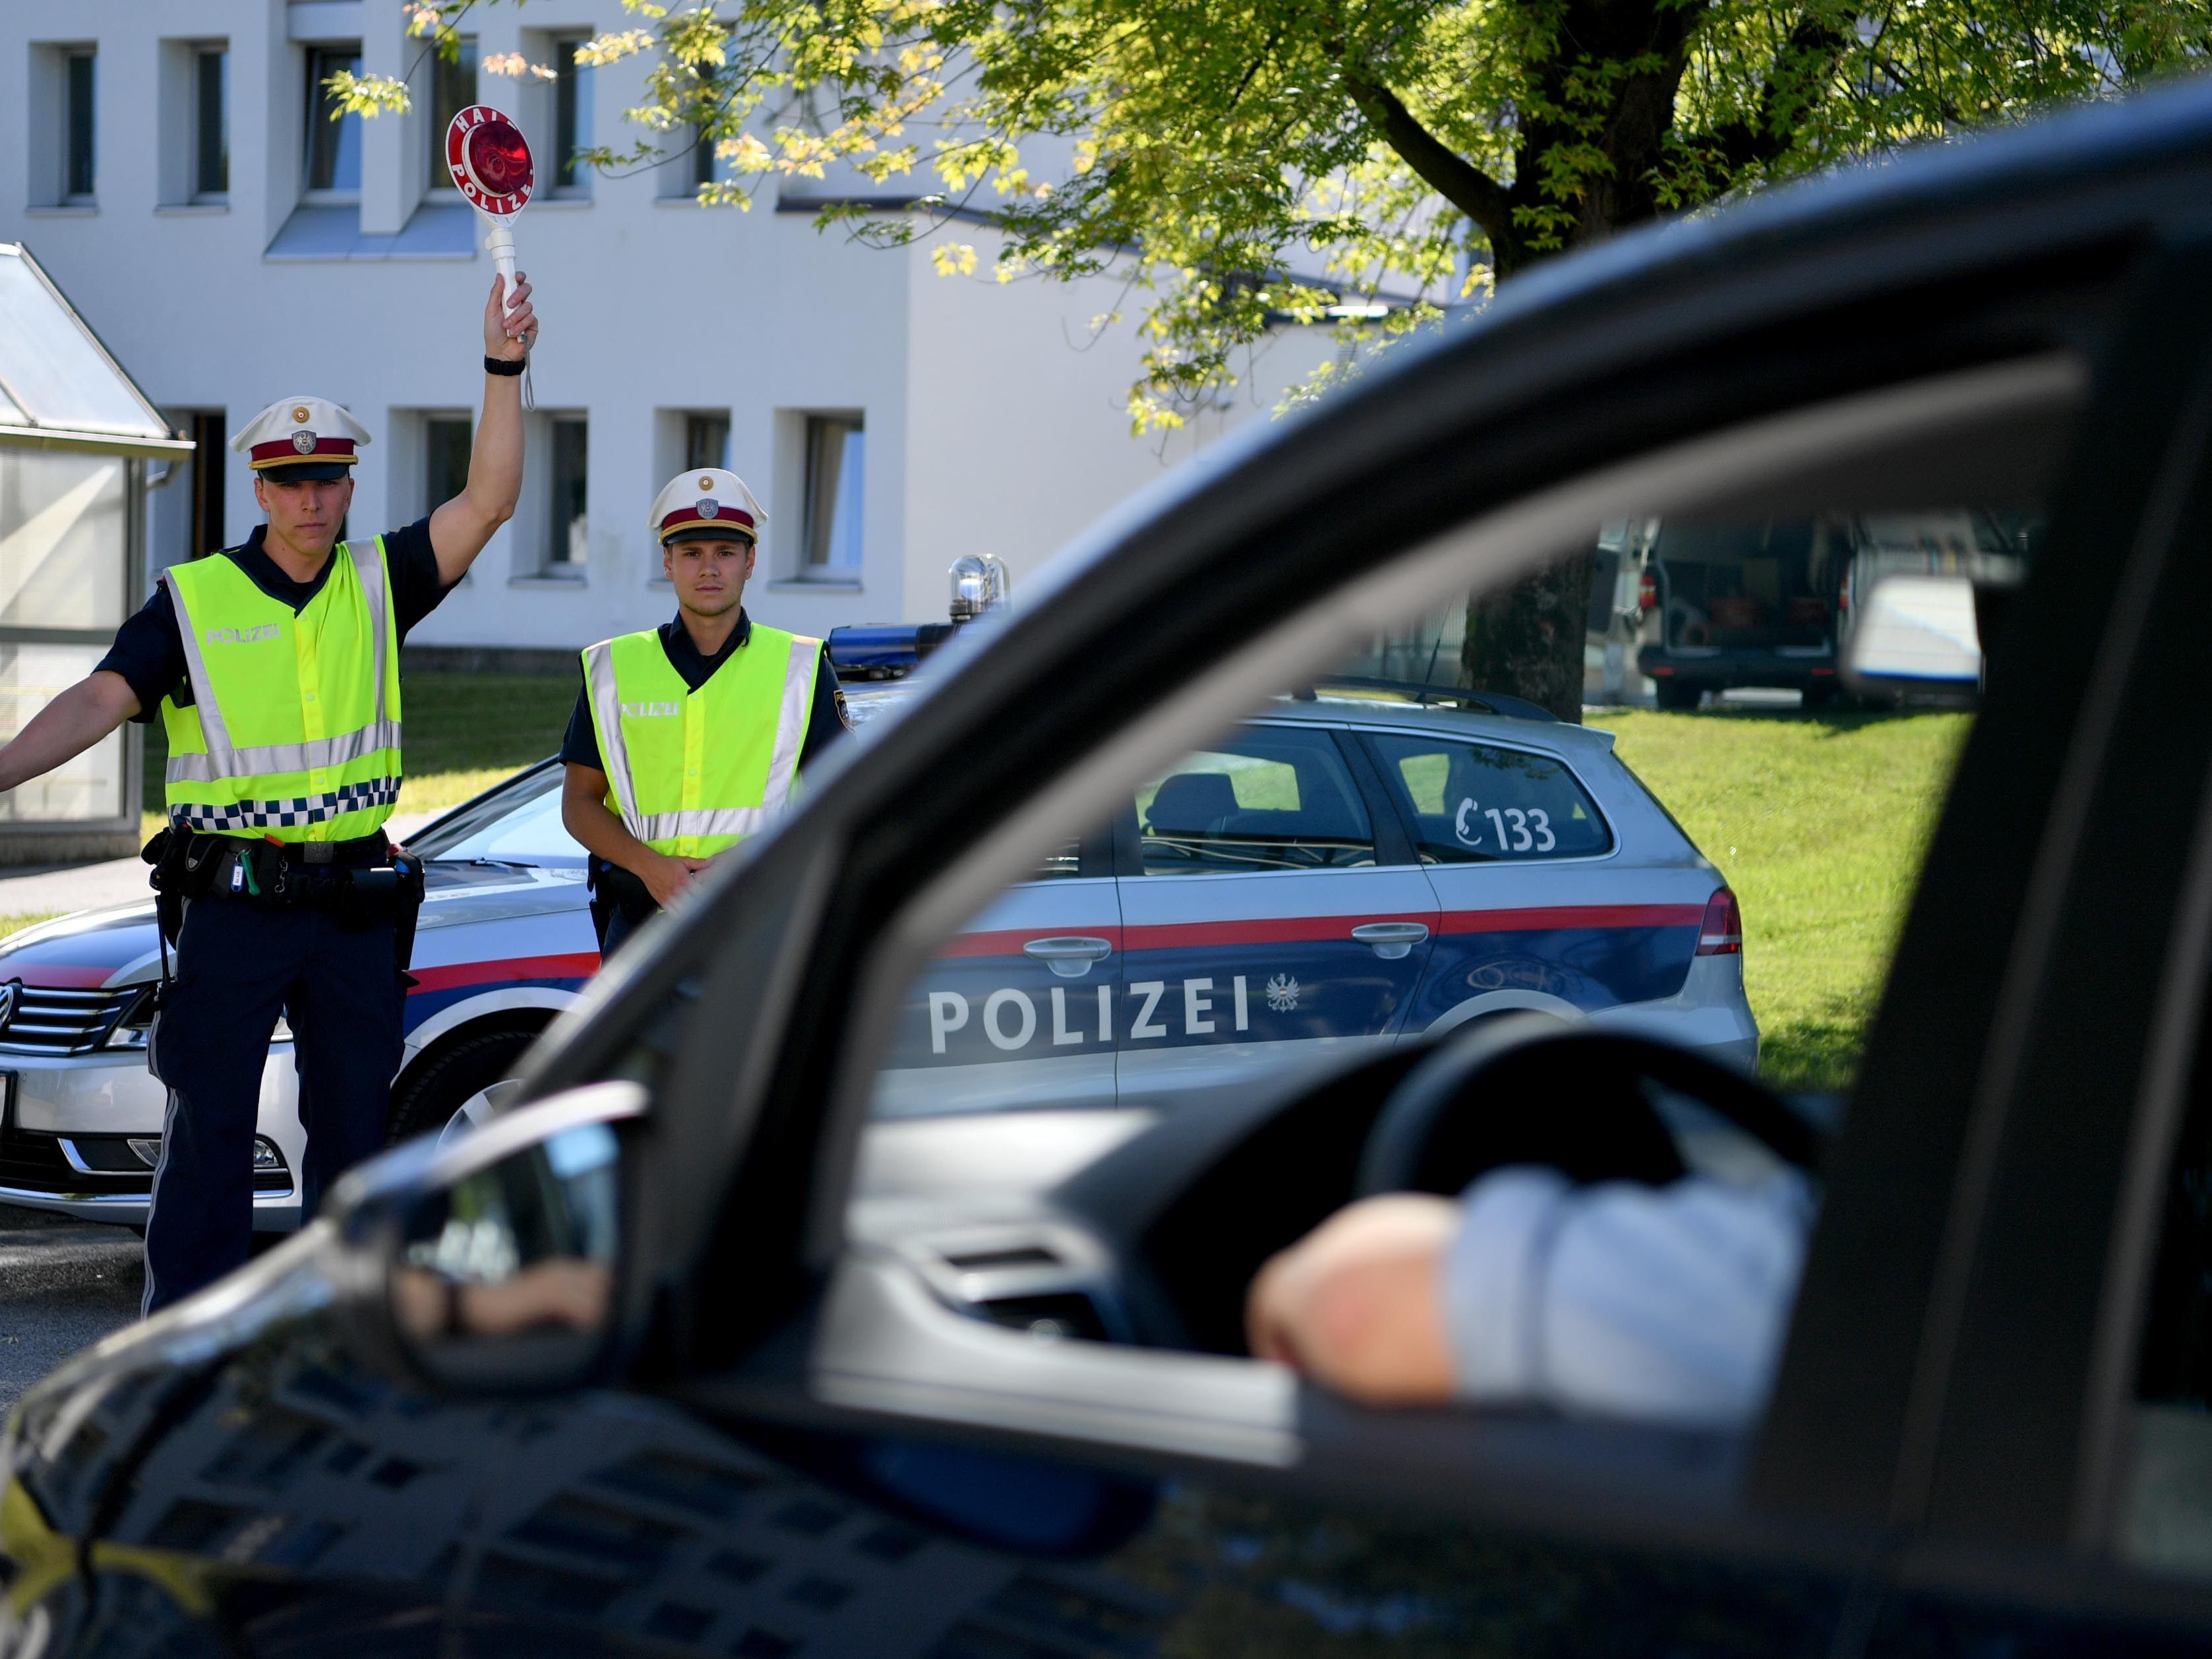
[0,1202,142,1414]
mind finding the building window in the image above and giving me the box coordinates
[425,417,471,516]
[553,36,593,193]
[428,38,479,191]
[63,49,96,202]
[304,45,365,196]
[802,415,864,573]
[189,413,225,558]
[194,47,228,199]
[684,413,729,473]
[549,417,587,568]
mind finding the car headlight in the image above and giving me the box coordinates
[102,994,291,1048]
[104,990,153,1050]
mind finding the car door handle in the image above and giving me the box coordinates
[1350,921,1430,960]
[1023,936,1114,979]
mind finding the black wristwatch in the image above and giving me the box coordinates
[484,355,526,377]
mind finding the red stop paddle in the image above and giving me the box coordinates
[445,106,534,332]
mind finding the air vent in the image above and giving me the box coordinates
[899,1224,1129,1342]
[940,1244,1063,1273]
[974,1292,1108,1342]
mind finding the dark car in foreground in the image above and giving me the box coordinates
[16,79,2212,1658]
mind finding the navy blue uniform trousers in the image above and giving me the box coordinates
[143,894,403,1313]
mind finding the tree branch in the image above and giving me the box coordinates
[1340,73,1518,266]
[1680,9,1850,175]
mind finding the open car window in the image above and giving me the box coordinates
[836,356,2078,1475]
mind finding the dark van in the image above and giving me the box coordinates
[1634,514,2031,709]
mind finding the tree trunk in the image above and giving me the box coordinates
[1454,0,1695,721]
[1462,548,1596,721]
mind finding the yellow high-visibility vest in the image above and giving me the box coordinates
[160,539,402,842]
[581,624,820,859]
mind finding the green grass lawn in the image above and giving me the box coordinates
[1595,706,1972,1094]
[140,670,579,838]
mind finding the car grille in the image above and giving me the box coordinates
[0,985,140,1054]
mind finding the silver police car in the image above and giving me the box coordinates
[0,683,1750,1230]
[872,686,1754,1118]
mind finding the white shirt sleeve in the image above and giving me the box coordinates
[1441,1167,1816,1426]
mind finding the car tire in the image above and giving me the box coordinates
[384,1021,543,1148]
[1801,682,1840,711]
[1656,679,1703,711]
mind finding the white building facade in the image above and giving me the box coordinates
[0,0,1338,653]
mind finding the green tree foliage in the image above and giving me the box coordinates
[369,0,2209,711]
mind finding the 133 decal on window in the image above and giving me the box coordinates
[1454,799,1555,853]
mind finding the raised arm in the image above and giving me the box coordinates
[427,274,539,585]
[0,670,141,794]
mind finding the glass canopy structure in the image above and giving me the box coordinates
[0,243,192,862]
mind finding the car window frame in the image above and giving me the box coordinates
[582,357,2087,1540]
[516,125,2191,1592]
[1797,245,2212,1592]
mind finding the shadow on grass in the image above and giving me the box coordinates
[1759,1011,1871,1095]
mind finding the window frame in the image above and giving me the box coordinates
[423,413,473,520]
[551,35,594,196]
[301,42,365,202]
[192,44,228,202]
[423,36,479,197]
[799,413,865,576]
[61,47,96,205]
[544,413,589,572]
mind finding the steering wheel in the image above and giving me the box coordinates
[1355,1013,1821,1199]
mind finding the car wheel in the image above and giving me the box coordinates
[385,1022,543,1148]
[1801,682,1840,711]
[1656,679,1703,711]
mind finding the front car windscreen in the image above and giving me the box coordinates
[411,764,586,868]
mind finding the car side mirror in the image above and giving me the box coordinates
[331,1080,646,1394]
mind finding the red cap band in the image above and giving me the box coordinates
[657,504,756,537]
[249,437,357,468]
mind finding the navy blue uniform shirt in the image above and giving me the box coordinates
[558,609,847,775]
[98,520,453,720]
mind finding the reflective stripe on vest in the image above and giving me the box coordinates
[581,624,818,859]
[160,537,403,841]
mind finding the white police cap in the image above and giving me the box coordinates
[651,468,765,546]
[231,397,373,480]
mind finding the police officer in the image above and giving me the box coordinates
[558,469,847,955]
[0,274,539,1313]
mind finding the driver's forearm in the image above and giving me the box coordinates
[560,778,661,879]
[0,671,139,794]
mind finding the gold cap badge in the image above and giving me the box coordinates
[698,475,714,490]
[291,405,311,423]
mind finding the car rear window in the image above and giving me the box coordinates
[1363,733,1612,862]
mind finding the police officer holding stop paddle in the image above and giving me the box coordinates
[0,272,539,1313]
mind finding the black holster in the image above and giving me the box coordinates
[587,860,656,947]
